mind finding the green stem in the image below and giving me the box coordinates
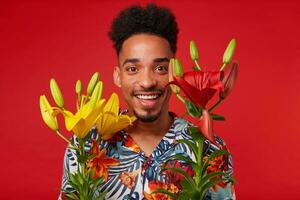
[194,60,201,70]
[176,93,186,104]
[195,134,205,187]
[208,99,223,112]
[220,63,227,71]
[55,130,70,143]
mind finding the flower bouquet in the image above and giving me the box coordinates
[153,39,238,199]
[39,73,136,199]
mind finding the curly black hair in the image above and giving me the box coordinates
[108,3,179,55]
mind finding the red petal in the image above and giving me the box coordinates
[173,77,218,108]
[220,62,238,99]
[198,110,216,144]
[183,71,223,91]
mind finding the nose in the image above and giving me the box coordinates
[139,69,157,89]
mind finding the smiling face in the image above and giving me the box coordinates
[113,34,174,122]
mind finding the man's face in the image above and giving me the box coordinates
[114,34,174,122]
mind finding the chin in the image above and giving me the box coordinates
[133,109,162,123]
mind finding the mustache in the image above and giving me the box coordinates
[131,87,164,96]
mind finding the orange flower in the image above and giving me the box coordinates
[87,140,119,180]
[120,171,138,189]
[124,136,141,153]
[144,181,178,200]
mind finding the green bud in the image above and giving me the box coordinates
[90,81,103,108]
[50,78,64,108]
[174,59,183,77]
[86,72,99,96]
[75,80,82,95]
[190,40,199,61]
[223,38,236,64]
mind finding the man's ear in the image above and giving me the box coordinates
[113,66,121,88]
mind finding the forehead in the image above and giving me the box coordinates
[118,34,174,64]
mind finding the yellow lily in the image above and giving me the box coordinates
[96,93,136,140]
[63,81,105,139]
[39,95,58,131]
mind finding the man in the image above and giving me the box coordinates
[61,3,235,199]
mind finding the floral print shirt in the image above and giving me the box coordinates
[60,116,235,200]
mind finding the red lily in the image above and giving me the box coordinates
[172,71,223,109]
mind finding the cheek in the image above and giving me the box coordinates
[120,77,134,96]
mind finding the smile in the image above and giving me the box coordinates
[135,94,161,100]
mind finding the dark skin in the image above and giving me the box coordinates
[113,33,174,156]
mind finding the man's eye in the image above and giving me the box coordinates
[155,65,168,73]
[126,66,138,73]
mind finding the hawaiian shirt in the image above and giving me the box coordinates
[60,116,235,200]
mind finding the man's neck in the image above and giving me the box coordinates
[127,111,173,136]
[125,111,174,156]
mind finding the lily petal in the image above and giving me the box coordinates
[198,109,216,144]
[39,95,58,131]
[220,62,238,99]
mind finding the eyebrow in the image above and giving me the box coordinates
[122,57,170,66]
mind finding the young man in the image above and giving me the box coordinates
[61,4,235,200]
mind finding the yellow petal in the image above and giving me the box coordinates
[103,93,119,115]
[66,99,105,138]
[39,95,58,131]
[97,112,136,140]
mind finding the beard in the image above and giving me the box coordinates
[133,109,162,123]
[131,87,171,123]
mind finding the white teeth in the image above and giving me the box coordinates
[136,94,159,100]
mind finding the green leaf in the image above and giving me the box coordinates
[87,153,97,161]
[77,155,88,164]
[165,154,199,172]
[199,171,226,187]
[185,101,202,118]
[68,173,81,192]
[64,192,80,200]
[152,188,176,199]
[187,126,204,141]
[200,177,235,199]
[94,191,107,200]
[161,167,195,187]
[177,139,198,157]
[211,113,225,121]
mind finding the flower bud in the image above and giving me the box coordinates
[90,81,103,108]
[50,78,64,108]
[75,80,82,95]
[223,38,236,65]
[39,95,58,131]
[168,58,175,82]
[87,72,99,96]
[174,59,183,77]
[220,62,238,99]
[190,40,199,61]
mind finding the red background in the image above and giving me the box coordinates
[1,0,300,199]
